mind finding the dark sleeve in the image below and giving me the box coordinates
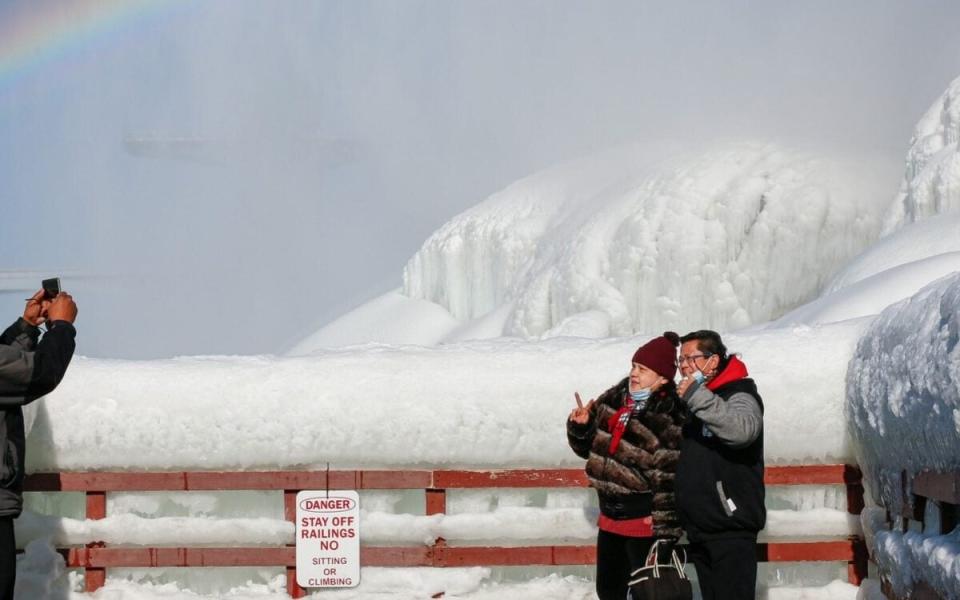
[24,321,76,402]
[567,381,623,459]
[0,321,76,406]
[0,318,40,350]
[566,413,597,460]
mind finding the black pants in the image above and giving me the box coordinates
[687,536,757,600]
[0,517,14,600]
[595,530,662,600]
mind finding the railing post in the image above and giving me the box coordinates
[284,490,306,599]
[842,465,868,586]
[941,501,957,534]
[425,489,446,516]
[845,467,865,515]
[847,535,868,585]
[426,487,447,571]
[85,491,107,592]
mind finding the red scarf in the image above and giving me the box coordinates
[607,393,642,455]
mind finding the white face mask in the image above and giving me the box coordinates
[629,387,651,404]
[691,370,707,384]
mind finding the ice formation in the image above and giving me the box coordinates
[883,75,960,231]
[403,142,895,341]
[846,273,960,597]
[846,272,960,516]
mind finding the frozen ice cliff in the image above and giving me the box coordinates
[402,142,895,342]
[883,75,960,232]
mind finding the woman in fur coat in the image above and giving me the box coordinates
[567,331,685,600]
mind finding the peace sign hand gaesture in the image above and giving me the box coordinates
[568,391,595,425]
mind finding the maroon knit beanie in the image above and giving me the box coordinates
[631,331,680,380]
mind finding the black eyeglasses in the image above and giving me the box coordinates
[677,353,712,366]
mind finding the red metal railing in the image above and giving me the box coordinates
[24,464,867,597]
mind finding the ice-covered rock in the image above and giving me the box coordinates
[404,142,895,340]
[884,76,960,232]
[845,271,960,516]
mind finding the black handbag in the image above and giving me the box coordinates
[627,539,693,600]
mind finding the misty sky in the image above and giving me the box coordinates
[1,0,959,359]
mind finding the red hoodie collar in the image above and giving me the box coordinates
[706,355,749,391]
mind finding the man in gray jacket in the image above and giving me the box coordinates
[675,330,764,600]
[0,289,77,599]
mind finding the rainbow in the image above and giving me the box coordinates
[0,0,181,90]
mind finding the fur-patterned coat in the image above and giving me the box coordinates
[567,377,685,538]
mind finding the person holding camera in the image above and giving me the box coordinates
[675,330,764,600]
[566,332,686,600]
[0,288,77,599]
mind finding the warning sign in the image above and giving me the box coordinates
[295,490,360,588]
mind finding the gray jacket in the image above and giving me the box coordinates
[0,318,76,517]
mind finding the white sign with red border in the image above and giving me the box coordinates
[295,490,360,588]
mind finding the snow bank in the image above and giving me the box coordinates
[11,549,865,600]
[403,142,894,341]
[287,290,460,353]
[883,75,960,232]
[29,319,865,472]
[771,214,960,327]
[825,214,960,293]
[845,271,960,515]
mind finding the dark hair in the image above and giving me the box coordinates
[680,330,728,367]
[662,331,680,347]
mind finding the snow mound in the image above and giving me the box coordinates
[884,75,960,232]
[288,290,459,354]
[30,320,864,472]
[846,271,960,515]
[404,142,895,340]
[771,214,960,327]
[827,214,960,293]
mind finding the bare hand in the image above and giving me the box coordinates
[568,392,595,425]
[677,375,696,398]
[23,290,51,326]
[46,292,78,324]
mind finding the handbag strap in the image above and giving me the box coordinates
[644,539,664,577]
[643,539,691,581]
[670,545,689,581]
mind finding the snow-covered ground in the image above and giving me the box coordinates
[15,71,960,599]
